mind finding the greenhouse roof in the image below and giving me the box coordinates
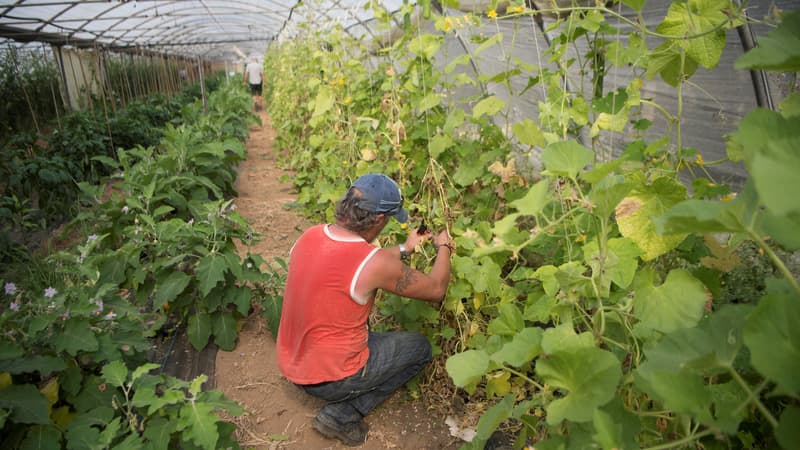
[0,0,400,61]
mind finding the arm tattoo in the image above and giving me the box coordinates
[395,264,416,293]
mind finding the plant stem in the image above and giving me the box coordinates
[748,231,800,294]
[730,368,779,429]
[505,366,545,391]
[641,428,715,450]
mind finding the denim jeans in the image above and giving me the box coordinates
[301,331,432,425]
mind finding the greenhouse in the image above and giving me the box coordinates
[1,0,799,448]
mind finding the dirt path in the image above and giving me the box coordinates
[215,110,461,450]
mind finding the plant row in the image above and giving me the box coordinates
[0,78,284,449]
[264,2,799,449]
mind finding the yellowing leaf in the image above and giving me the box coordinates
[360,148,377,161]
[40,378,59,406]
[488,159,517,183]
[0,372,11,390]
[52,405,76,428]
[615,178,688,261]
[699,235,741,272]
[486,371,511,398]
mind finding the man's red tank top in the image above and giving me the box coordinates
[276,224,379,384]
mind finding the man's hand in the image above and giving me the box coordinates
[404,223,429,253]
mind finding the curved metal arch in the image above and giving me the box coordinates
[92,1,285,47]
[110,15,276,43]
[143,21,274,47]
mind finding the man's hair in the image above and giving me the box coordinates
[334,187,383,233]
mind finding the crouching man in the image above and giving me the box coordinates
[276,173,453,446]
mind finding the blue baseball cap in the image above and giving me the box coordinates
[351,174,409,223]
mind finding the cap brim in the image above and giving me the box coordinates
[393,207,409,223]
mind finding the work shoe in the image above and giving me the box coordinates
[312,413,369,446]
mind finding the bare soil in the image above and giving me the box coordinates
[214,109,463,450]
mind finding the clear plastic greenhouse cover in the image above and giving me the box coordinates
[1,0,798,186]
[0,0,405,60]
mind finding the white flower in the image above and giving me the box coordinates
[44,287,58,298]
[121,206,130,214]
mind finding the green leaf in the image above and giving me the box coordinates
[643,305,751,375]
[656,0,730,70]
[188,313,212,351]
[744,291,800,392]
[621,0,645,12]
[536,347,621,425]
[196,254,227,297]
[451,156,485,187]
[0,342,23,360]
[446,350,490,388]
[142,416,177,450]
[533,265,559,297]
[417,92,441,113]
[0,384,50,424]
[20,425,62,450]
[152,205,174,218]
[58,320,99,356]
[408,33,442,59]
[709,381,748,433]
[131,363,160,382]
[474,33,503,57]
[491,327,543,367]
[177,402,220,450]
[154,271,191,310]
[541,325,595,354]
[592,398,640,450]
[472,96,505,118]
[0,356,66,376]
[311,85,334,118]
[777,406,800,450]
[472,395,515,448]
[212,312,238,351]
[229,285,252,316]
[646,42,698,86]
[512,119,546,147]
[509,180,550,216]
[583,237,641,292]
[634,369,712,423]
[541,140,594,179]
[101,360,128,388]
[429,133,453,159]
[655,199,744,234]
[633,269,707,337]
[735,11,800,71]
[487,304,524,336]
[616,177,688,261]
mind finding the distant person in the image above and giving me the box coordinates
[276,173,453,446]
[243,58,263,110]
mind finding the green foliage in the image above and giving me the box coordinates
[1,79,279,448]
[264,2,800,449]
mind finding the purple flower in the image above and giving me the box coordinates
[88,234,98,241]
[62,311,71,320]
[44,287,58,299]
[104,311,117,320]
[4,282,16,296]
[9,301,20,311]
